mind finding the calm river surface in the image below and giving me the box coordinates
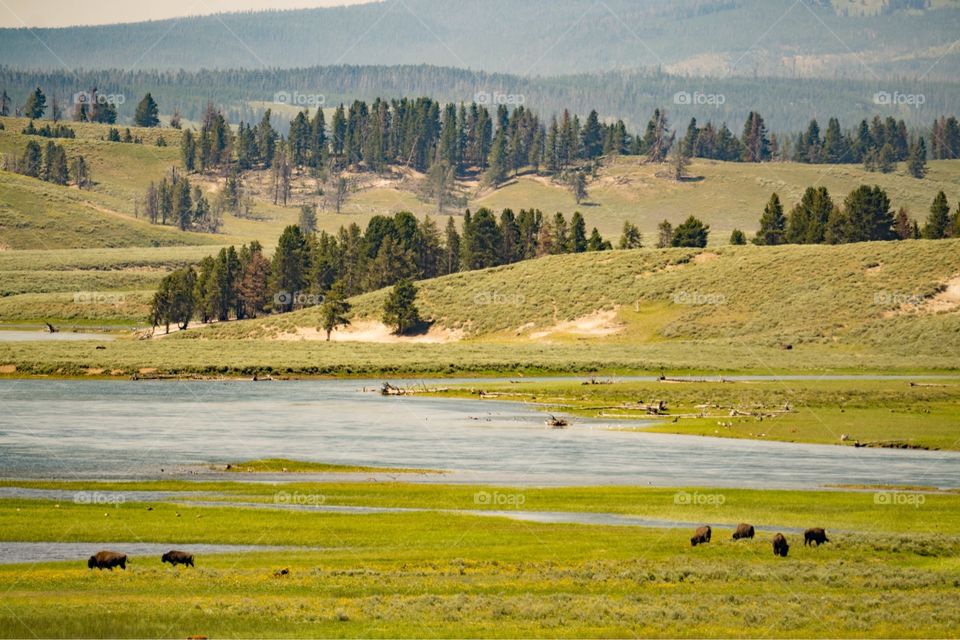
[0,379,957,489]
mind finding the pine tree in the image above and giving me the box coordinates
[581,110,604,160]
[729,229,747,245]
[383,279,420,335]
[270,225,310,312]
[754,193,786,245]
[842,185,895,243]
[893,208,915,240]
[907,137,927,179]
[180,129,196,172]
[922,191,952,239]
[569,212,588,253]
[570,171,588,204]
[24,87,46,119]
[173,177,193,231]
[21,140,42,177]
[134,93,160,127]
[483,131,509,187]
[319,282,352,340]
[786,187,833,244]
[619,221,643,249]
[587,228,610,251]
[656,220,673,249]
[671,216,710,248]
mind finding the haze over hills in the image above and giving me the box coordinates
[1,0,959,80]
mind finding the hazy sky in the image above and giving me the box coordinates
[0,0,376,28]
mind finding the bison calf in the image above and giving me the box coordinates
[87,550,127,570]
[161,550,194,567]
[690,525,712,546]
[804,527,830,546]
[732,523,755,540]
[772,533,790,557]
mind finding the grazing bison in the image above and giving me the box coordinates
[732,523,755,540]
[804,528,830,546]
[690,525,712,546]
[87,551,127,570]
[161,550,194,567]
[772,533,790,557]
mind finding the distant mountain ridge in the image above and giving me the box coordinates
[3,64,959,132]
[0,0,958,80]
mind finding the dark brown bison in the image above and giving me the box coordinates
[804,528,830,546]
[690,525,712,546]
[161,550,194,567]
[772,533,790,557]
[732,523,755,540]
[87,551,127,570]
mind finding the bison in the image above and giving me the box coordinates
[732,523,755,540]
[161,550,194,567]
[690,525,712,546]
[772,533,790,557]
[804,527,830,546]
[87,550,127,570]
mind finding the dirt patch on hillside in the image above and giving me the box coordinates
[0,365,16,374]
[694,251,719,264]
[529,309,624,340]
[924,276,960,313]
[884,275,960,317]
[277,321,463,344]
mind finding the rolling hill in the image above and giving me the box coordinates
[199,240,960,360]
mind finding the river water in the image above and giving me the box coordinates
[0,379,957,489]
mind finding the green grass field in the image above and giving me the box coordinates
[428,378,960,450]
[1,481,958,637]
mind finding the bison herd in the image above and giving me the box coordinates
[689,524,830,558]
[86,526,829,571]
[87,549,194,570]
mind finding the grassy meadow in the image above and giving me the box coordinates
[1,481,958,637]
[428,378,960,450]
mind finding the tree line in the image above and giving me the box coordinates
[1,138,89,189]
[749,186,960,246]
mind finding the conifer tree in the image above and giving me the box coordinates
[754,193,787,245]
[134,93,160,127]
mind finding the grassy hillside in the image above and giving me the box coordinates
[208,240,960,355]
[478,158,960,240]
[0,246,222,327]
[3,115,959,250]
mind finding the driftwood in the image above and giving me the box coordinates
[381,382,406,396]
